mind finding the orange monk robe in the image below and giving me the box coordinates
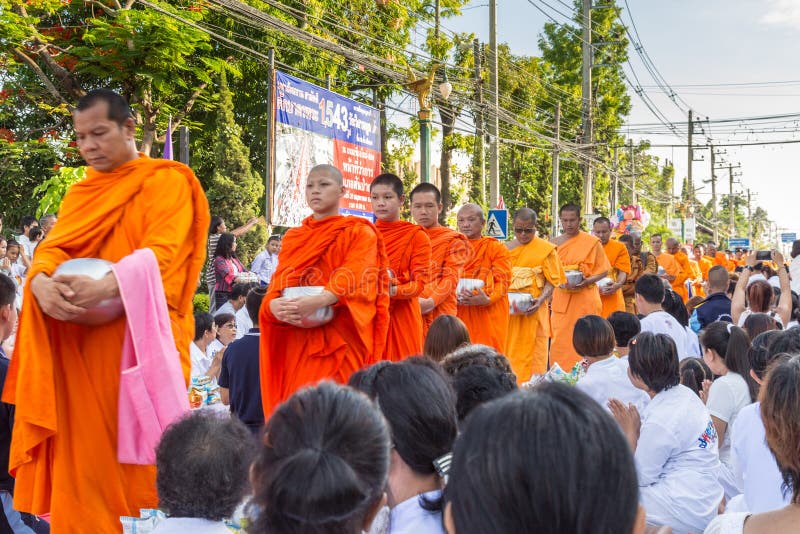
[259,215,390,416]
[550,232,611,370]
[670,250,692,302]
[504,238,565,382]
[375,220,431,361]
[600,239,632,317]
[697,256,713,280]
[421,227,471,336]
[656,252,681,287]
[457,237,511,352]
[2,156,209,531]
[689,258,705,297]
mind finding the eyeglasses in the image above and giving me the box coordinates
[513,227,535,234]
[223,322,236,329]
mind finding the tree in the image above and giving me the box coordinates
[205,71,266,265]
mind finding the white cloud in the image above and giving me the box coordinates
[760,0,800,29]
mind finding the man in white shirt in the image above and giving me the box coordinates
[214,282,258,339]
[635,273,688,360]
[250,235,280,287]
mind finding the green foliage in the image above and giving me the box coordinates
[32,165,86,217]
[193,292,210,313]
[205,71,266,266]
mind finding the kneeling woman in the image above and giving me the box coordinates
[610,332,723,534]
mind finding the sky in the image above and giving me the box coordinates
[436,0,800,242]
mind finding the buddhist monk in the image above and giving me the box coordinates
[689,244,709,297]
[1,89,209,530]
[259,164,390,416]
[666,237,692,302]
[550,204,610,370]
[593,216,630,317]
[633,232,658,276]
[650,234,681,292]
[619,234,643,313]
[706,241,730,270]
[410,183,471,336]
[504,208,564,382]
[694,244,713,282]
[369,173,431,361]
[455,203,511,351]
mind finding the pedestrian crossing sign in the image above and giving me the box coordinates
[487,209,508,240]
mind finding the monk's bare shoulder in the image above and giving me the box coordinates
[506,238,520,251]
[551,234,569,247]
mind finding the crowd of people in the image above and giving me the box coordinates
[0,88,799,533]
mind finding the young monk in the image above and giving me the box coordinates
[2,89,209,531]
[455,203,511,352]
[504,208,564,382]
[370,173,431,361]
[666,237,691,302]
[651,234,683,297]
[593,216,631,318]
[259,164,390,416]
[550,204,610,370]
[410,183,471,337]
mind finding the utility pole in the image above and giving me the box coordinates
[473,38,486,205]
[611,146,618,215]
[747,189,752,242]
[666,158,674,225]
[728,164,735,237]
[551,102,561,238]
[709,145,718,244]
[580,0,593,215]
[488,0,500,207]
[629,139,637,204]
[687,109,693,210]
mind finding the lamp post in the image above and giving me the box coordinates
[405,63,451,183]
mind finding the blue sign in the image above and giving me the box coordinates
[487,209,508,240]
[781,232,797,243]
[728,237,750,249]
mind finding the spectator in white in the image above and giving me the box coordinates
[38,214,57,238]
[0,274,49,533]
[733,250,791,328]
[27,228,43,258]
[250,235,281,286]
[573,315,649,414]
[699,321,757,500]
[14,216,38,271]
[219,288,265,435]
[191,312,221,378]
[663,289,701,357]
[207,313,236,369]
[727,329,788,514]
[152,411,257,534]
[607,311,641,361]
[610,331,722,534]
[635,274,688,360]
[790,240,800,295]
[214,282,258,339]
[205,216,259,312]
[705,354,800,533]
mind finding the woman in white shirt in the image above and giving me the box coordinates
[350,358,456,534]
[732,250,791,328]
[705,355,800,534]
[700,322,757,499]
[573,315,649,414]
[610,331,723,534]
[190,312,218,378]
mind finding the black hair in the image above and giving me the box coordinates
[592,216,611,228]
[749,330,783,380]
[445,384,639,534]
[700,321,757,401]
[607,311,641,347]
[214,232,236,259]
[349,358,457,511]
[618,234,633,245]
[572,315,615,358]
[679,358,713,398]
[369,173,404,198]
[409,182,441,204]
[558,203,581,217]
[0,273,15,307]
[267,234,281,244]
[792,240,800,259]
[423,314,471,363]
[231,282,256,301]
[246,287,266,324]
[441,344,516,382]
[628,332,680,393]
[768,328,800,359]
[193,311,214,341]
[75,89,133,125]
[19,215,38,230]
[249,382,389,534]
[451,364,516,423]
[156,411,257,521]
[634,274,665,305]
[28,227,43,242]
[209,216,224,235]
[662,289,689,327]
[213,313,235,341]
[791,292,800,324]
[743,313,780,340]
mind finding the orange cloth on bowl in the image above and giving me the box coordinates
[421,226,471,336]
[456,237,511,352]
[2,155,209,531]
[375,220,431,361]
[259,215,390,417]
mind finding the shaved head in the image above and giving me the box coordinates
[308,164,343,185]
[513,208,536,224]
[458,203,485,221]
[666,238,679,247]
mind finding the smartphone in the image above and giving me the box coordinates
[756,250,772,261]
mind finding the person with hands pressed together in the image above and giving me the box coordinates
[732,250,792,327]
[455,204,511,352]
[504,208,564,381]
[259,164,390,417]
[650,234,680,286]
[593,217,631,317]
[549,204,610,369]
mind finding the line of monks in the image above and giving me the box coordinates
[258,165,748,417]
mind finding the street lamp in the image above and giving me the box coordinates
[405,63,451,183]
